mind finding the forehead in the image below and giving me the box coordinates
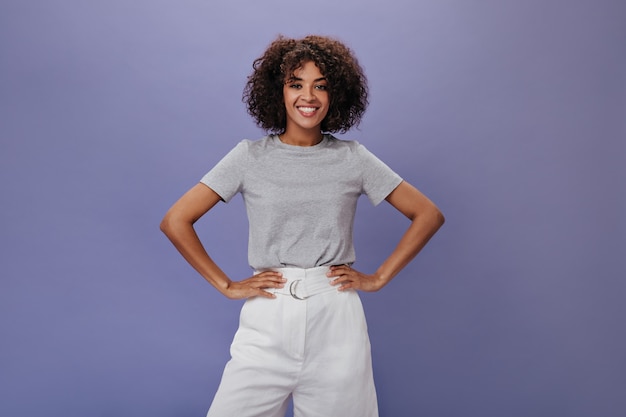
[288,61,325,79]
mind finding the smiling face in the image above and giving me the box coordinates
[282,61,330,138]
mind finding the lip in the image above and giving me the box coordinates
[296,106,320,117]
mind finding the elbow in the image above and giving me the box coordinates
[160,210,179,237]
[159,213,171,235]
[434,206,445,228]
[415,202,445,232]
[160,209,195,238]
[425,206,445,235]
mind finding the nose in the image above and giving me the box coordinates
[301,86,316,101]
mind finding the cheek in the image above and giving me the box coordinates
[322,95,331,114]
[282,87,292,103]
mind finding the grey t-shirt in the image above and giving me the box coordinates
[200,134,403,270]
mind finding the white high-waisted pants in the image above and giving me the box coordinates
[206,266,378,417]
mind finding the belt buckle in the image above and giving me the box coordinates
[289,279,308,300]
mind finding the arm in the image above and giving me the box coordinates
[160,183,285,299]
[329,180,445,291]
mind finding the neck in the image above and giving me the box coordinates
[279,128,323,147]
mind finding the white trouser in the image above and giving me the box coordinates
[206,266,378,417]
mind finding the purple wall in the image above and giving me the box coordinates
[1,0,625,416]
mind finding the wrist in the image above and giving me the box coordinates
[208,275,232,295]
[371,272,388,291]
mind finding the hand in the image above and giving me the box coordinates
[327,265,385,292]
[223,271,286,299]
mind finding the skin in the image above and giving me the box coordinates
[160,60,445,299]
[279,61,329,147]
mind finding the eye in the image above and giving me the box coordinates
[315,84,328,91]
[289,83,302,89]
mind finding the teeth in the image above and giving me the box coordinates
[298,107,316,113]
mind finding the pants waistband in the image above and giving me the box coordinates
[256,266,339,300]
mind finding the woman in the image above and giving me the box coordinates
[160,35,444,417]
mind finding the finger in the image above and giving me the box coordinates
[255,288,277,299]
[338,281,357,291]
[256,279,286,289]
[253,275,287,287]
[262,270,283,277]
[240,285,276,299]
[330,275,347,284]
[254,271,286,281]
[331,275,356,288]
[258,276,287,282]
[327,266,350,277]
[242,274,285,287]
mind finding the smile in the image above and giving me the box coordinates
[297,106,319,116]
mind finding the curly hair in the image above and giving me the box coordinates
[243,35,368,134]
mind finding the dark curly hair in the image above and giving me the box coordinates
[243,35,368,134]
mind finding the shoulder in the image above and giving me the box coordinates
[326,135,378,160]
[245,135,272,148]
[242,135,277,156]
[324,134,363,153]
[221,136,275,162]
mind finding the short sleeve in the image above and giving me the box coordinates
[199,140,249,202]
[357,143,403,206]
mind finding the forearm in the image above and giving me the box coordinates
[374,204,445,287]
[160,217,231,294]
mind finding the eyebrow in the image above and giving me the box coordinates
[289,76,327,82]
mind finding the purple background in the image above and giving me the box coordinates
[1,1,625,416]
